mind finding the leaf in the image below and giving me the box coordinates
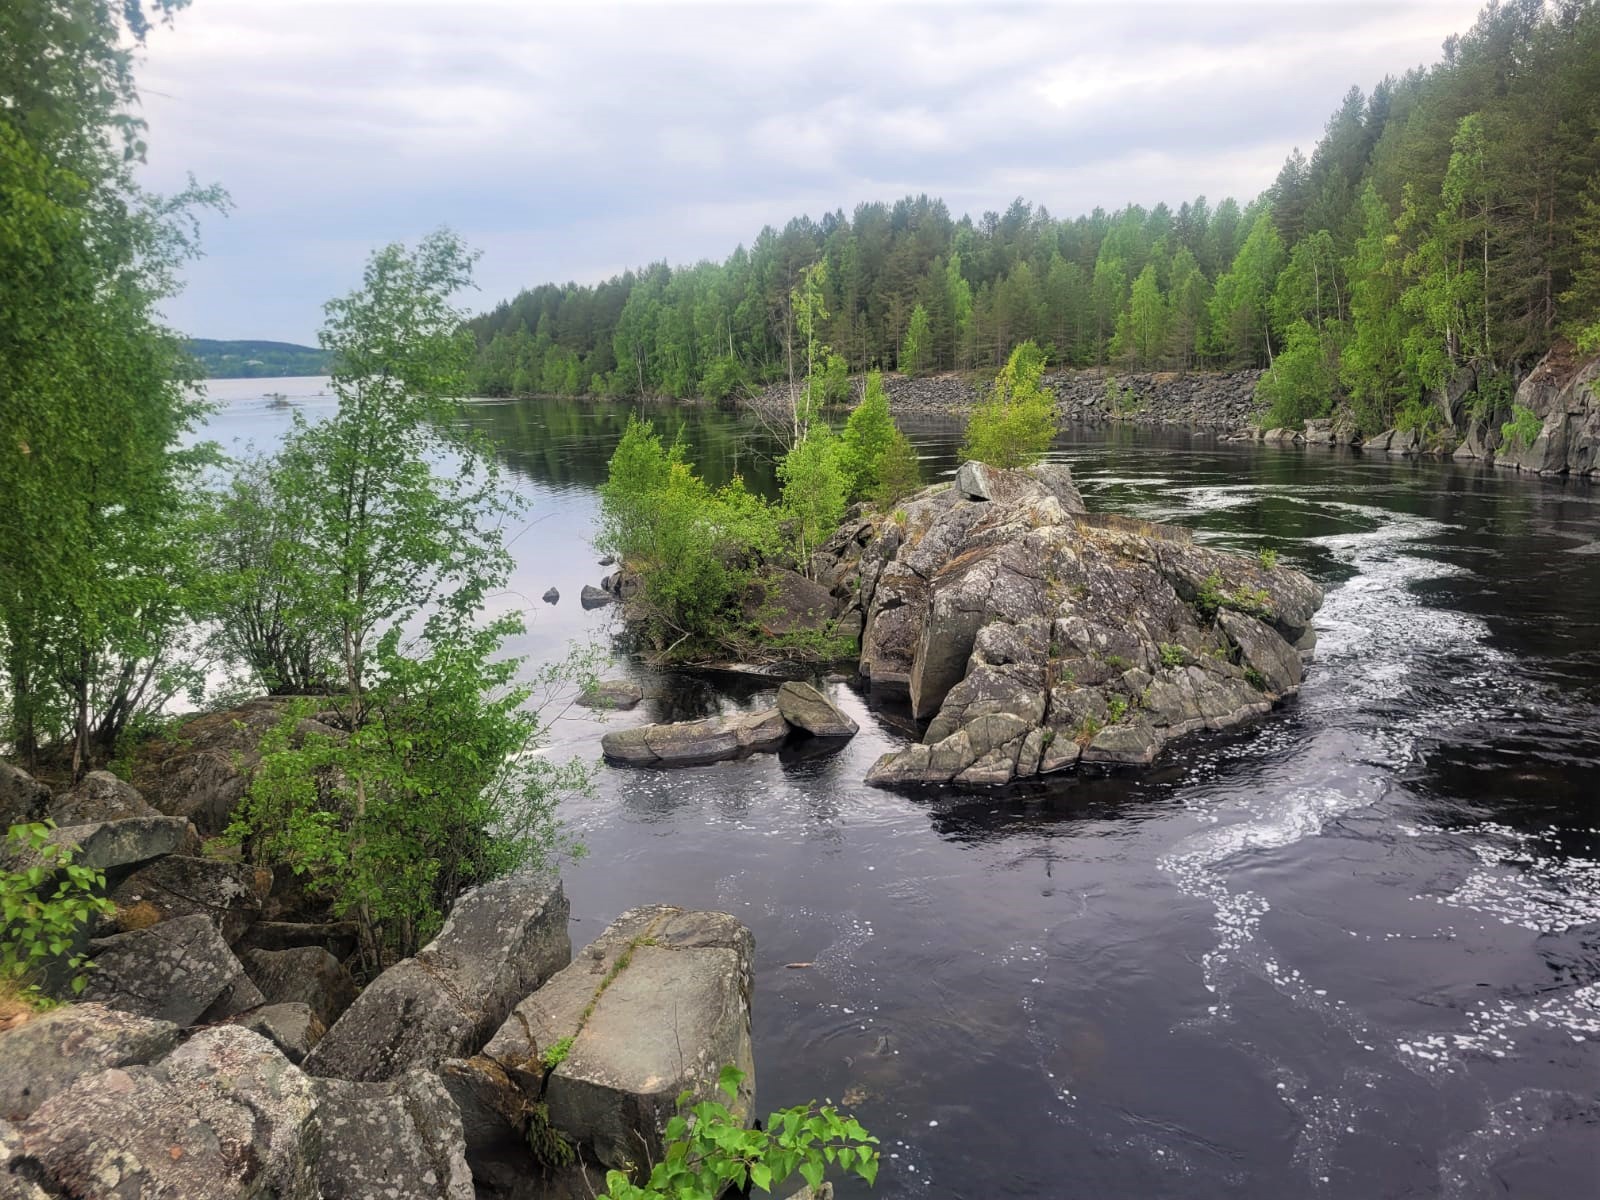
[798,1159,824,1191]
[749,1162,772,1192]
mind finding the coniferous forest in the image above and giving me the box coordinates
[469,0,1600,435]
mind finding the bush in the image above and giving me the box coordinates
[778,426,851,569]
[1256,319,1340,429]
[1500,402,1542,449]
[601,1066,878,1200]
[960,341,1058,468]
[1,822,115,998]
[839,370,922,504]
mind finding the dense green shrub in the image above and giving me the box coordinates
[1,822,114,998]
[839,370,921,504]
[1500,402,1543,449]
[960,341,1058,468]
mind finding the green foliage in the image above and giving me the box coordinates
[1,822,115,997]
[1106,695,1129,723]
[814,351,851,407]
[187,339,332,379]
[541,1035,575,1070]
[902,303,931,375]
[779,427,850,571]
[1500,403,1543,450]
[1257,548,1278,571]
[961,341,1058,469]
[1257,318,1342,428]
[1158,643,1186,667]
[839,370,922,505]
[601,1066,878,1200]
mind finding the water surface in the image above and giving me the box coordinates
[202,379,1600,1199]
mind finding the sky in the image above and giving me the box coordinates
[136,0,1491,344]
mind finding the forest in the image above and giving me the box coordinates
[469,0,1600,435]
[187,338,332,378]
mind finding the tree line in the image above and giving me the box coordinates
[470,0,1600,434]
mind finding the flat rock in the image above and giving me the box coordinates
[241,946,358,1029]
[305,871,569,1082]
[81,913,246,1026]
[775,681,858,738]
[108,854,269,944]
[47,771,156,825]
[231,1002,325,1064]
[577,679,644,710]
[0,1003,180,1121]
[601,707,789,767]
[2,814,192,874]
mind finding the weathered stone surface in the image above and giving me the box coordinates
[0,1003,180,1121]
[13,1026,320,1200]
[1493,345,1600,477]
[46,771,156,826]
[578,678,644,710]
[775,681,858,738]
[231,1002,325,1064]
[471,906,755,1175]
[81,913,246,1026]
[238,919,361,961]
[129,697,291,834]
[2,814,192,874]
[198,971,268,1023]
[0,763,49,831]
[813,462,1323,787]
[241,946,358,1029]
[313,1068,474,1200]
[580,583,614,609]
[742,568,835,638]
[601,706,789,767]
[109,854,268,944]
[305,872,569,1082]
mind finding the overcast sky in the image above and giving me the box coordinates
[137,0,1488,344]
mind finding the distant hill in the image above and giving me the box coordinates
[188,338,332,379]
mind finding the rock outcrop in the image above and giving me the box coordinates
[80,914,249,1026]
[807,463,1322,787]
[1489,344,1600,476]
[108,854,268,944]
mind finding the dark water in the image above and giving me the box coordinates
[204,380,1600,1199]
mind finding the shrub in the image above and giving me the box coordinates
[1,822,115,998]
[960,341,1058,468]
[1257,548,1278,571]
[779,427,851,569]
[1500,402,1542,450]
[601,1066,878,1200]
[840,370,922,505]
[1158,643,1186,667]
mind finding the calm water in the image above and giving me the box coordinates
[203,378,1600,1199]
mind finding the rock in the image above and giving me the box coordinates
[305,871,569,1082]
[598,555,616,567]
[108,854,269,944]
[542,587,560,604]
[312,1069,474,1200]
[810,461,1323,787]
[46,771,156,825]
[237,919,361,961]
[241,946,358,1029]
[81,914,247,1026]
[198,971,268,1023]
[1493,345,1600,476]
[775,681,858,738]
[742,568,834,638]
[128,697,292,835]
[470,906,755,1175]
[601,706,789,767]
[231,1002,325,1064]
[0,1003,180,1121]
[580,583,614,609]
[12,1025,320,1200]
[0,763,49,830]
[1,814,192,875]
[577,678,644,710]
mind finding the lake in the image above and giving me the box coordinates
[202,376,1600,1199]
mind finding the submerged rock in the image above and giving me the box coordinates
[601,707,789,766]
[808,462,1324,787]
[577,678,644,710]
[542,587,560,604]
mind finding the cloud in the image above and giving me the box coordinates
[136,0,1488,342]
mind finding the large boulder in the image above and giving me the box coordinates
[81,913,247,1026]
[809,463,1324,788]
[240,946,358,1029]
[741,568,834,638]
[108,854,269,944]
[129,697,293,834]
[305,871,570,1082]
[1,814,193,875]
[0,763,49,831]
[601,707,789,767]
[312,1069,474,1200]
[47,771,155,826]
[775,681,858,738]
[580,583,615,609]
[456,906,756,1178]
[9,1026,321,1200]
[230,1002,325,1065]
[0,1003,180,1121]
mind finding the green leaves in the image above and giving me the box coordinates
[960,340,1057,469]
[0,820,114,999]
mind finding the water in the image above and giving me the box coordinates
[202,379,1600,1199]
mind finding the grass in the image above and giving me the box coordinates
[540,1035,575,1070]
[1257,547,1278,571]
[1158,643,1186,667]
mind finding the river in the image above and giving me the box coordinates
[203,376,1600,1199]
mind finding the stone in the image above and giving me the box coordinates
[775,681,858,738]
[108,854,269,944]
[542,587,560,604]
[1218,609,1304,696]
[231,1002,325,1064]
[81,914,247,1027]
[1,814,192,875]
[0,763,49,831]
[577,678,644,710]
[472,906,755,1175]
[305,871,569,1082]
[0,1003,180,1121]
[13,1026,320,1200]
[742,568,834,638]
[46,771,156,825]
[580,583,614,608]
[240,946,358,1028]
[237,919,361,961]
[312,1069,474,1200]
[129,697,292,835]
[600,706,790,767]
[198,971,268,1023]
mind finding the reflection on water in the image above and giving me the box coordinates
[199,382,1600,1199]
